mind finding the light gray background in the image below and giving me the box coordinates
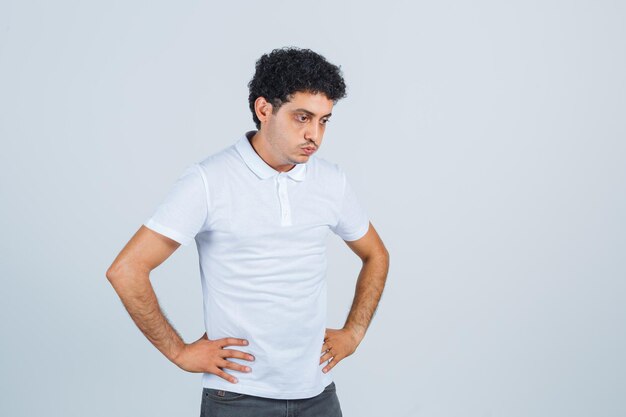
[1,1,625,416]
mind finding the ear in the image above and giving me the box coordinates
[254,97,273,126]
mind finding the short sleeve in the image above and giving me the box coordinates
[330,170,370,241]
[143,163,208,246]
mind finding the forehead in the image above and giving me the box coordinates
[282,91,334,113]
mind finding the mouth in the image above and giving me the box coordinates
[301,147,316,156]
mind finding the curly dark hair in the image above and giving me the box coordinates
[247,47,347,130]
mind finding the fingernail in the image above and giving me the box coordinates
[249,355,255,361]
[233,378,238,383]
[245,367,251,372]
[243,340,248,345]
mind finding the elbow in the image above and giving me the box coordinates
[105,267,115,282]
[381,247,390,268]
[105,261,137,286]
[364,246,390,266]
[106,260,150,287]
[377,245,390,271]
[106,263,121,284]
[106,263,143,296]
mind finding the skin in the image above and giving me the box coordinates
[105,227,253,384]
[249,91,333,171]
[252,91,390,372]
[106,90,389,384]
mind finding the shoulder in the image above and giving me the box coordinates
[195,143,239,175]
[308,155,345,182]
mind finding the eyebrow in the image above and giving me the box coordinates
[292,108,333,118]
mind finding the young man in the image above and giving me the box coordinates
[106,47,389,416]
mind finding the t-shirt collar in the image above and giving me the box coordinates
[235,130,307,182]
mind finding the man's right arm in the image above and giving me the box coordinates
[105,225,254,384]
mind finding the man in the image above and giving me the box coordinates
[106,47,389,416]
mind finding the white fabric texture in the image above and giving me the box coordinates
[143,130,370,399]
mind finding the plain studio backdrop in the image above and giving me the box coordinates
[1,1,625,416]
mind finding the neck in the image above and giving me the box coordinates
[249,130,295,173]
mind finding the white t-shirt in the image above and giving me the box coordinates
[144,130,370,399]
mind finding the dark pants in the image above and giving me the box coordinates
[199,381,343,417]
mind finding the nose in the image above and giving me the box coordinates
[304,124,320,145]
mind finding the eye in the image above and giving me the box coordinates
[321,118,330,124]
[296,114,309,123]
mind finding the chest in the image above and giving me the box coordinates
[206,173,340,237]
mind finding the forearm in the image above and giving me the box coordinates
[343,251,390,343]
[107,270,184,363]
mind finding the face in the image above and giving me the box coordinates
[260,91,334,166]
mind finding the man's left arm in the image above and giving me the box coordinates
[320,222,390,373]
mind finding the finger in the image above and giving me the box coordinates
[214,368,238,384]
[220,359,252,373]
[218,337,249,348]
[319,350,333,365]
[221,349,255,361]
[323,356,340,373]
[320,342,329,353]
